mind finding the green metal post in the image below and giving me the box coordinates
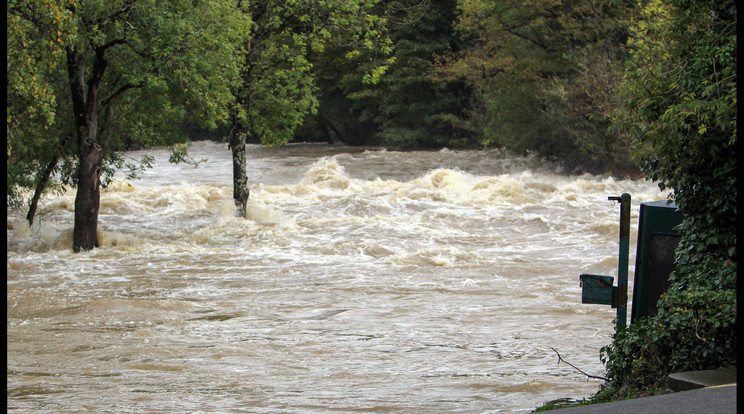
[608,193,631,328]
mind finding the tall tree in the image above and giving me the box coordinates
[299,0,475,149]
[8,0,249,252]
[436,0,637,173]
[373,0,476,148]
[7,0,77,212]
[228,0,394,216]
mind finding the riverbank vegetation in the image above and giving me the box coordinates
[6,0,737,401]
[540,0,736,409]
[598,0,736,399]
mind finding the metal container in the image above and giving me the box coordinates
[630,200,683,323]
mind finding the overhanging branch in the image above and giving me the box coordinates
[101,81,145,108]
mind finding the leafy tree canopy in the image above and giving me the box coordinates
[7,0,251,250]
[231,0,395,148]
[435,0,638,174]
[7,0,249,198]
[7,0,77,204]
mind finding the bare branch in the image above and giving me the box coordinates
[551,347,609,382]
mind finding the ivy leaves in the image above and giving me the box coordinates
[601,0,737,396]
[601,257,736,392]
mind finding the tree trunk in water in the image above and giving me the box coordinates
[67,46,107,252]
[229,129,249,217]
[26,157,60,227]
[26,135,72,226]
[73,141,103,252]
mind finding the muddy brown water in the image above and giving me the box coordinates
[7,141,668,412]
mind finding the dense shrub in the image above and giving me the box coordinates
[600,256,736,393]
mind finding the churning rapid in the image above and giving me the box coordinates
[7,141,668,413]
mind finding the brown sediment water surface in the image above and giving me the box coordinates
[7,141,668,412]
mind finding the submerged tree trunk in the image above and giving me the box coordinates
[229,126,250,217]
[67,46,108,252]
[73,140,103,252]
[26,135,72,226]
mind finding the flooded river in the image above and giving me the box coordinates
[7,141,668,412]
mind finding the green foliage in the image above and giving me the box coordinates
[436,0,638,173]
[224,0,394,214]
[101,152,154,187]
[7,0,248,211]
[230,2,313,146]
[603,0,737,395]
[299,34,383,145]
[231,0,394,147]
[615,0,736,262]
[168,142,206,168]
[371,0,477,148]
[7,0,76,130]
[7,0,77,205]
[83,0,248,143]
[600,257,736,393]
[301,0,476,148]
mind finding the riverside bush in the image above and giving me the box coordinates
[600,256,736,394]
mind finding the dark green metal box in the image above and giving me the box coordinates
[580,274,614,305]
[630,200,683,323]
